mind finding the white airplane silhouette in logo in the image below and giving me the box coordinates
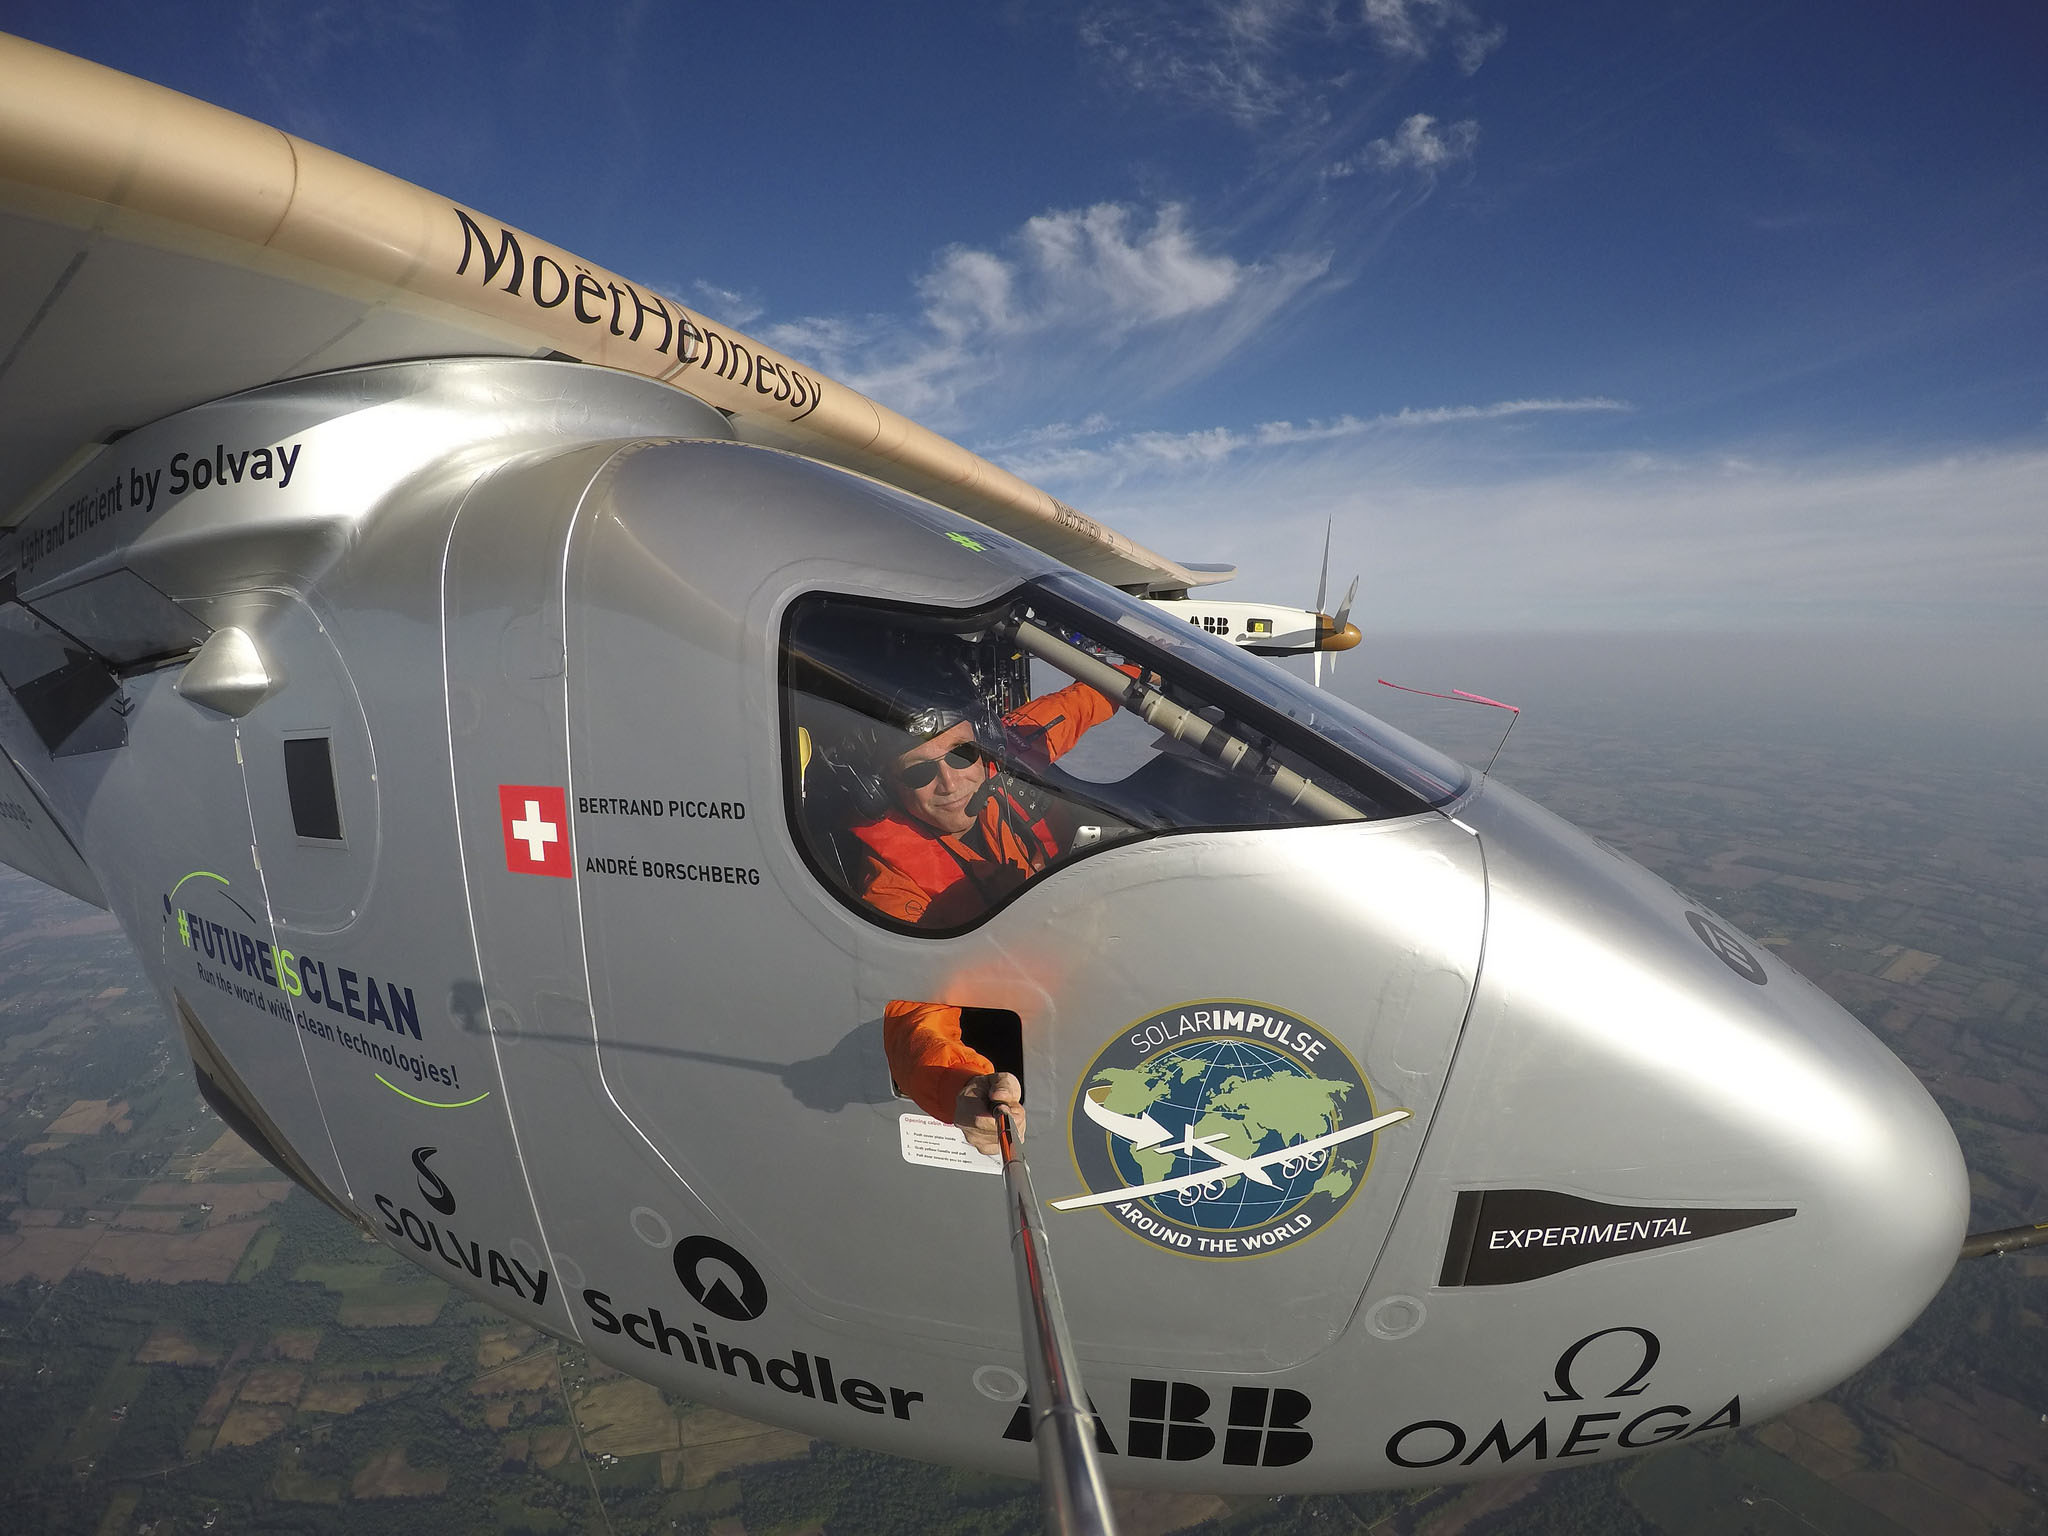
[1051,1088,1412,1212]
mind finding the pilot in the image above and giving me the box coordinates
[850,668,1131,927]
[856,662,1135,1152]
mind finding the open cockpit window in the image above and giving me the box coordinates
[781,574,1467,935]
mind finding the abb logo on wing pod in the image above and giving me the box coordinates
[499,785,572,877]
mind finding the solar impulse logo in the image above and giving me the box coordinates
[1059,1002,1408,1259]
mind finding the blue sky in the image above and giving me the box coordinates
[8,1,2044,630]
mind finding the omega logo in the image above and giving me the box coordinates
[1544,1325,1659,1401]
[1385,1326,1740,1471]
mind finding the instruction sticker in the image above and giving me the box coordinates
[898,1113,1001,1175]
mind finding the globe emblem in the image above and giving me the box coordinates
[1068,1004,1381,1258]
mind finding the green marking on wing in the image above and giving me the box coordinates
[375,1074,491,1109]
[169,870,233,899]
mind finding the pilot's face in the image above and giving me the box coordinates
[891,720,989,836]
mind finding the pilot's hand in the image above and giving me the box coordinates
[956,1073,1024,1156]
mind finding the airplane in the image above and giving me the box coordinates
[1052,1087,1414,1211]
[0,31,2034,1524]
[1143,523,1362,686]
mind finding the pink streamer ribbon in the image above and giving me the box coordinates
[1377,679,1520,713]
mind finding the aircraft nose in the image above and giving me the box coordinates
[1757,975,1969,1348]
[1449,783,1968,1405]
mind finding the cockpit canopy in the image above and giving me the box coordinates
[782,572,1468,934]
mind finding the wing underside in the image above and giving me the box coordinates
[0,32,1211,594]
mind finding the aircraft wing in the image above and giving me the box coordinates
[0,32,1211,594]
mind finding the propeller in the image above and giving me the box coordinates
[1308,522,1360,691]
[1312,522,1330,689]
[1326,575,1359,681]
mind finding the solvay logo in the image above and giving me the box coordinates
[412,1146,456,1216]
[1054,1001,1409,1259]
[499,784,572,877]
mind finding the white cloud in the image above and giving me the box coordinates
[1374,0,1507,62]
[1453,22,1506,73]
[1078,0,1504,128]
[1000,396,1625,482]
[630,277,767,327]
[1031,425,2048,631]
[756,313,869,361]
[1079,0,1321,126]
[690,281,763,326]
[1329,112,1479,178]
[765,203,1329,423]
[1363,398,1627,427]
[1359,0,1441,58]
[972,415,1118,456]
[1359,0,1503,67]
[925,205,1244,336]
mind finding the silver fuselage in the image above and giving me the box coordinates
[0,359,1966,1491]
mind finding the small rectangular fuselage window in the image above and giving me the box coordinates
[958,1007,1025,1096]
[283,737,344,841]
[890,1006,1024,1104]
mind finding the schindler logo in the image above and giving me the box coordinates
[1438,1189,1795,1286]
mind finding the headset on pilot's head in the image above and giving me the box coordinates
[825,665,1003,822]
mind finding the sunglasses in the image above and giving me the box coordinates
[893,741,986,788]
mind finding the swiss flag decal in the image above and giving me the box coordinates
[499,785,573,878]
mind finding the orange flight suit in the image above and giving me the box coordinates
[866,672,1134,1124]
[850,675,1125,929]
[884,1000,997,1125]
